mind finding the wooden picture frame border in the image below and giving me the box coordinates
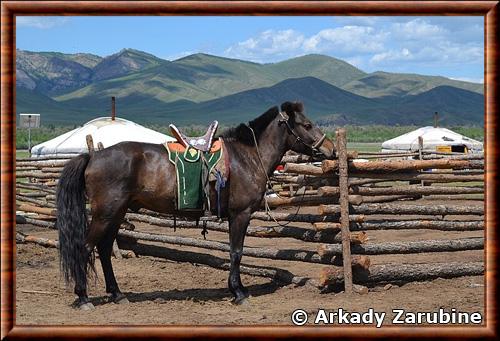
[1,1,498,339]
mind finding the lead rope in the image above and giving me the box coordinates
[247,124,307,228]
[247,125,274,191]
[200,153,210,239]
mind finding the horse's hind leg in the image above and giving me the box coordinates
[96,221,128,304]
[73,201,128,309]
[73,247,96,310]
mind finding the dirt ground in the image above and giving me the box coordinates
[15,202,485,326]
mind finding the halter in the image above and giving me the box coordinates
[277,110,327,154]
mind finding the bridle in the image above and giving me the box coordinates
[246,108,327,228]
[277,110,327,155]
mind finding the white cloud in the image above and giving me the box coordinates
[449,77,484,84]
[371,48,413,64]
[17,16,69,29]
[367,18,482,68]
[224,26,387,62]
[303,26,387,54]
[370,43,482,67]
[391,18,446,40]
[224,29,305,62]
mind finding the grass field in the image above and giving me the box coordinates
[347,142,382,153]
[16,150,30,158]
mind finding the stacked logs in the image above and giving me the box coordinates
[16,156,72,185]
[271,133,484,291]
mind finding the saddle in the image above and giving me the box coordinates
[169,121,219,152]
[164,120,228,216]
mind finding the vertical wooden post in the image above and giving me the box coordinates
[85,134,94,154]
[112,240,123,259]
[337,128,353,294]
[418,136,424,186]
[97,142,104,151]
[111,96,116,121]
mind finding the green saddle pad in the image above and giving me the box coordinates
[166,145,223,211]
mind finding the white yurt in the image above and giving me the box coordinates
[31,117,175,157]
[381,126,483,154]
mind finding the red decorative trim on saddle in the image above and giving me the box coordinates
[166,139,223,154]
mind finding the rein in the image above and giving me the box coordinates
[247,124,274,191]
[246,111,320,227]
[247,124,295,227]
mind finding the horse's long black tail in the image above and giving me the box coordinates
[56,153,95,286]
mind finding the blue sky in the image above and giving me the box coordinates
[16,16,484,83]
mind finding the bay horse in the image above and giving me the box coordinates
[56,101,335,309]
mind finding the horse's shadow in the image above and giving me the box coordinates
[90,282,280,306]
[88,243,306,306]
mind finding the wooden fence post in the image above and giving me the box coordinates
[337,128,353,294]
[418,136,424,187]
[86,134,95,154]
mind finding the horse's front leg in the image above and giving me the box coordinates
[228,208,251,305]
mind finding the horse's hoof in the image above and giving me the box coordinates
[78,302,95,311]
[112,292,129,305]
[114,297,129,305]
[232,297,250,306]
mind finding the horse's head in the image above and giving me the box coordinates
[279,101,336,159]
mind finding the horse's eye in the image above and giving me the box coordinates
[304,123,312,130]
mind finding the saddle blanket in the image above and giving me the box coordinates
[165,139,226,211]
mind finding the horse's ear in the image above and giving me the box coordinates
[293,101,304,113]
[280,101,293,115]
[281,101,304,116]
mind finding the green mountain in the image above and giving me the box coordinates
[91,48,163,81]
[151,77,380,124]
[15,77,484,126]
[344,71,484,98]
[317,85,484,126]
[54,53,370,105]
[16,50,101,96]
[174,53,279,96]
[16,87,85,121]
[55,53,280,105]
[394,85,484,124]
[15,49,484,126]
[263,54,366,87]
[159,78,483,126]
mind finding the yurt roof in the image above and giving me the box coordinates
[381,126,483,152]
[31,117,175,157]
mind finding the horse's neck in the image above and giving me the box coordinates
[254,118,288,176]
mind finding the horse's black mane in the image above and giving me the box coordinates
[220,106,280,146]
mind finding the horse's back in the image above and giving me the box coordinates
[84,142,177,213]
[85,141,163,178]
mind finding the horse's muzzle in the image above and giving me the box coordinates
[317,137,336,159]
